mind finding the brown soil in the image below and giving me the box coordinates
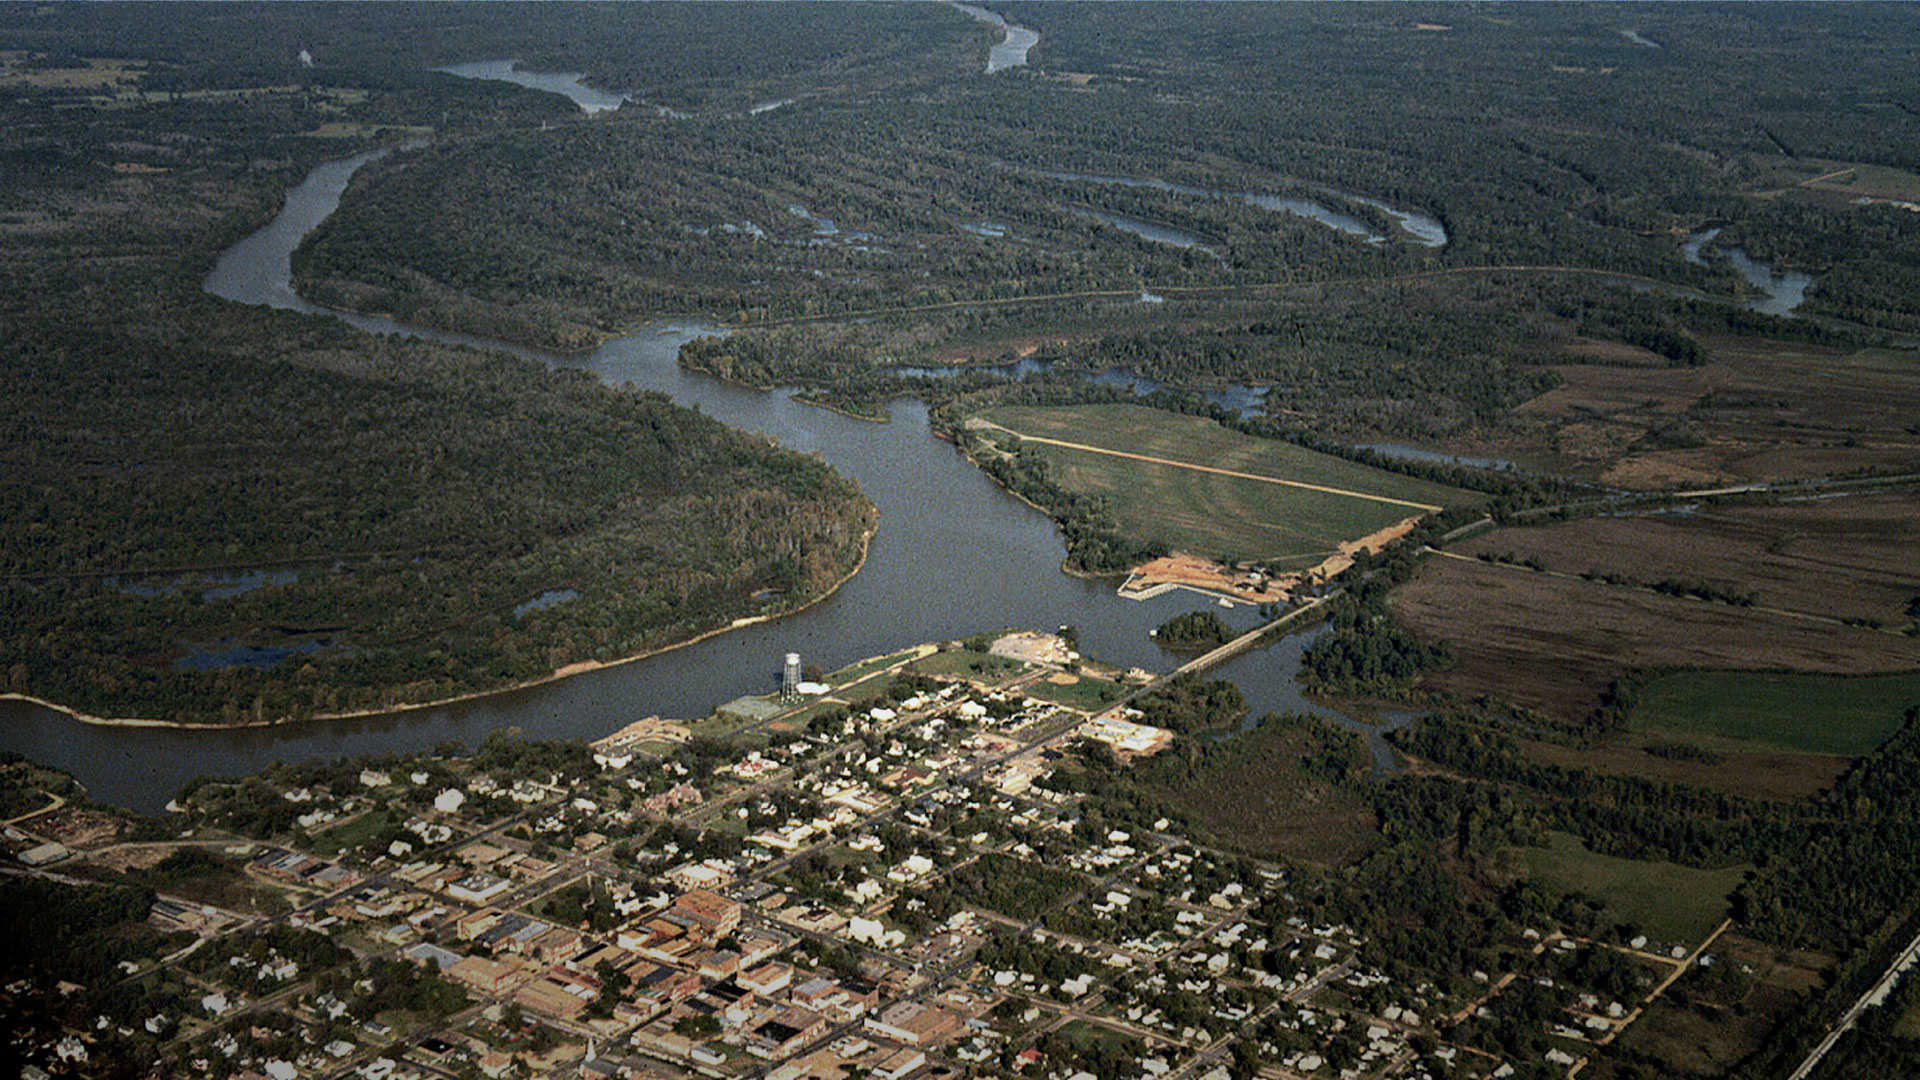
[37,807,132,848]
[1390,557,1918,723]
[93,845,176,873]
[1474,333,1920,488]
[1123,552,1290,603]
[1125,517,1420,604]
[1560,336,1669,367]
[1452,494,1920,626]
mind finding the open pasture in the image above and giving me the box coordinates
[1450,491,1920,628]
[1498,334,1920,489]
[1515,735,1850,802]
[977,403,1473,566]
[1522,831,1748,944]
[1389,557,1917,723]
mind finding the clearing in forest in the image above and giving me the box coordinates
[1137,714,1381,867]
[1521,831,1749,944]
[973,403,1475,571]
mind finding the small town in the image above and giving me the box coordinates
[6,4,1919,1079]
[4,630,1736,1080]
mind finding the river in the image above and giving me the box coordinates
[1030,166,1449,249]
[1681,226,1815,317]
[433,60,629,114]
[2,149,1366,813]
[439,7,1038,113]
[952,3,1039,74]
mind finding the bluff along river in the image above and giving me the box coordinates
[0,146,1403,815]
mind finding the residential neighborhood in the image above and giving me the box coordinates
[3,633,1736,1080]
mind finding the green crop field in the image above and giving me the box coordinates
[977,404,1477,565]
[1523,832,1749,944]
[1629,670,1920,757]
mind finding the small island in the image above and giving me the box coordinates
[1152,610,1231,651]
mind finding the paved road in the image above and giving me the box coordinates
[1787,924,1920,1080]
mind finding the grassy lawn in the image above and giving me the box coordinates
[785,699,851,728]
[312,809,393,855]
[1049,1018,1146,1060]
[836,673,905,705]
[911,649,1027,682]
[823,843,884,872]
[827,648,921,687]
[1523,831,1749,943]
[1629,670,1920,757]
[1024,673,1125,711]
[977,403,1476,564]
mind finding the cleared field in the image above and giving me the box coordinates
[1897,997,1920,1040]
[1024,673,1125,711]
[0,54,144,89]
[1453,493,1920,627]
[1751,154,1920,204]
[1630,670,1920,757]
[1517,735,1849,802]
[1522,831,1747,943]
[978,403,1475,566]
[1140,717,1380,867]
[1390,557,1919,723]
[909,648,1026,682]
[1483,334,1920,489]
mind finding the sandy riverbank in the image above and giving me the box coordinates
[1118,514,1427,605]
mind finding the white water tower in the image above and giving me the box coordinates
[781,652,802,701]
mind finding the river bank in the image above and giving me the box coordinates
[8,525,874,734]
[1,115,1359,814]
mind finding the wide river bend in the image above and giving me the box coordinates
[1,149,1369,812]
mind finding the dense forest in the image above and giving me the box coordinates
[0,2,990,107]
[1153,611,1231,651]
[0,5,880,723]
[290,3,1920,384]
